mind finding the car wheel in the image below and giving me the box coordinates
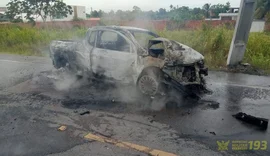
[137,68,164,96]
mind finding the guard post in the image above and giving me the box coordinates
[227,0,257,66]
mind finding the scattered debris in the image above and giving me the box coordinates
[233,112,268,130]
[227,64,264,75]
[80,111,90,116]
[58,125,67,131]
[207,102,220,109]
[200,100,220,110]
[209,131,216,135]
[241,63,250,67]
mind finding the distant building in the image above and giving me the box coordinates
[205,7,239,21]
[219,13,238,20]
[250,20,265,32]
[0,7,9,22]
[219,7,239,21]
[0,13,9,22]
[0,7,7,13]
[205,7,265,32]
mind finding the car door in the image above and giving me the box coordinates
[91,30,136,81]
[75,30,97,71]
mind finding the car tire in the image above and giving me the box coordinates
[137,67,164,96]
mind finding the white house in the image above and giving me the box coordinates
[0,7,7,16]
[219,13,238,20]
[205,7,266,32]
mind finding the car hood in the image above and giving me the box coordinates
[149,38,204,64]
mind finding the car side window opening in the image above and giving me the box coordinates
[132,31,157,49]
[148,41,165,58]
[97,30,130,52]
[88,31,97,46]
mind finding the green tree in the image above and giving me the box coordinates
[170,4,173,10]
[132,6,142,13]
[90,10,100,17]
[169,6,192,21]
[210,2,230,18]
[255,0,270,19]
[156,8,167,19]
[5,0,24,22]
[191,7,204,20]
[5,0,73,23]
[203,3,211,18]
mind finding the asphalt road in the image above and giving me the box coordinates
[0,54,269,156]
[0,54,52,90]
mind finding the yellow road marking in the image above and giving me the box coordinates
[84,133,179,156]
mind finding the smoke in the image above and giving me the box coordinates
[150,97,167,111]
[47,65,173,111]
[53,74,77,91]
[48,68,84,91]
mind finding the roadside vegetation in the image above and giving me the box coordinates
[159,25,270,72]
[0,24,86,56]
[1,24,270,73]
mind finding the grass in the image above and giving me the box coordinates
[158,27,233,69]
[158,26,270,73]
[0,24,86,56]
[1,24,270,73]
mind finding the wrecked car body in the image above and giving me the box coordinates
[50,26,208,97]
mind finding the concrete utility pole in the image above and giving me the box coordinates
[227,0,257,66]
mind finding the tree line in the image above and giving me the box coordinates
[2,0,270,23]
[88,3,231,22]
[88,1,270,22]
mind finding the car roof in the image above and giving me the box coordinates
[90,26,151,32]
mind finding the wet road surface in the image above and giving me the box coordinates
[0,54,269,156]
[0,54,52,89]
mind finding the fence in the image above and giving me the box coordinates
[35,20,99,29]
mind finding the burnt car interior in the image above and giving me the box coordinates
[148,40,165,58]
[130,30,159,48]
[96,31,130,52]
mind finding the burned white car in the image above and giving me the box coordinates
[50,26,208,97]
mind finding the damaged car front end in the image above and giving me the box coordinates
[136,37,209,97]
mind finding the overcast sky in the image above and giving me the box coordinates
[0,0,241,12]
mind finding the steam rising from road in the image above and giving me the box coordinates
[48,68,83,91]
[47,67,169,111]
